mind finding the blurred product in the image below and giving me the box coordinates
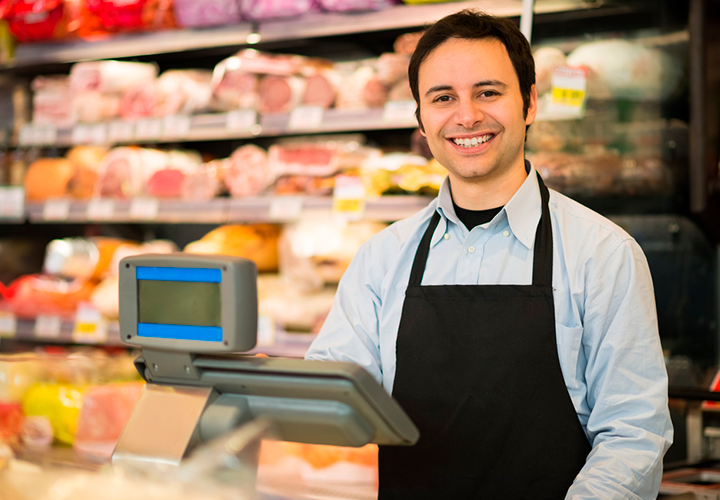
[257,274,336,332]
[0,403,23,441]
[224,144,274,197]
[302,69,341,109]
[0,0,65,42]
[172,0,241,27]
[269,142,342,177]
[336,65,387,110]
[376,52,409,87]
[94,147,168,198]
[184,224,281,272]
[22,382,86,445]
[66,146,108,198]
[319,0,398,10]
[156,69,213,115]
[31,75,74,127]
[273,175,334,196]
[393,31,422,55]
[183,160,224,200]
[23,157,75,201]
[533,46,567,96]
[145,150,202,198]
[0,239,46,286]
[85,0,176,32]
[44,236,127,281]
[239,0,318,20]
[119,81,161,119]
[258,75,306,114]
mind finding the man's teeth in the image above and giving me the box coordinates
[453,135,493,147]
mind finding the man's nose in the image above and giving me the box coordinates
[454,99,485,129]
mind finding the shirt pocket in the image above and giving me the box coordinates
[555,323,583,391]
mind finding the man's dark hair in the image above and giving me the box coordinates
[408,9,536,130]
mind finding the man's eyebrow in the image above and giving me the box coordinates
[424,80,508,97]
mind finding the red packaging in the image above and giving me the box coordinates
[0,0,65,42]
[86,0,175,32]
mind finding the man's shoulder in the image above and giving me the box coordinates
[548,189,637,258]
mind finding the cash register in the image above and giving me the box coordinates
[112,253,418,467]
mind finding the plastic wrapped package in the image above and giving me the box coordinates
[70,61,158,94]
[184,224,281,273]
[269,142,341,178]
[156,69,213,115]
[1,274,97,319]
[239,0,319,20]
[85,0,175,32]
[65,146,109,199]
[376,52,409,87]
[257,74,306,114]
[335,64,388,110]
[145,150,203,199]
[31,75,74,127]
[44,237,128,281]
[224,144,275,197]
[172,0,241,27]
[533,46,567,96]
[0,0,65,42]
[257,274,336,332]
[94,147,168,199]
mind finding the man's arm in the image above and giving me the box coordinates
[305,239,385,384]
[566,239,673,500]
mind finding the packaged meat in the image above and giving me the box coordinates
[85,0,175,32]
[24,157,75,201]
[224,144,274,197]
[566,39,683,100]
[393,31,423,55]
[0,0,65,42]
[89,275,119,319]
[184,224,281,273]
[318,0,398,11]
[239,0,318,20]
[269,142,340,177]
[2,274,96,319]
[156,69,213,115]
[182,161,223,201]
[31,75,74,127]
[73,381,144,460]
[62,0,108,38]
[172,0,240,27]
[376,52,409,86]
[302,69,341,109]
[528,148,623,196]
[69,61,158,94]
[273,175,334,196]
[72,90,123,123]
[258,75,306,114]
[66,146,108,199]
[257,274,336,331]
[145,150,202,198]
[94,147,168,198]
[533,46,567,96]
[336,65,387,110]
[119,81,161,120]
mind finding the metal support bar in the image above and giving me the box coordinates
[520,0,536,43]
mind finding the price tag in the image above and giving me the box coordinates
[288,106,324,130]
[18,124,35,146]
[0,311,17,338]
[35,315,62,339]
[226,110,258,132]
[0,186,25,219]
[383,100,417,123]
[134,119,163,141]
[108,120,136,143]
[546,66,587,117]
[43,198,71,221]
[162,115,192,139]
[90,124,108,144]
[269,197,303,221]
[86,198,114,220]
[73,303,108,344]
[333,174,365,221]
[257,314,276,347]
[72,124,92,144]
[130,197,159,220]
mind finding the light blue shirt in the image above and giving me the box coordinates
[306,164,673,500]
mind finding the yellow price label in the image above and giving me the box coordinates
[75,322,97,334]
[333,198,363,213]
[551,88,586,107]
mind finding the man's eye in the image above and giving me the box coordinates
[480,91,499,98]
[434,95,452,102]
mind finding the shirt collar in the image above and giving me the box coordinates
[433,160,542,250]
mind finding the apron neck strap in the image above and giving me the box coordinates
[409,171,553,288]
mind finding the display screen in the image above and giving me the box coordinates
[136,266,223,342]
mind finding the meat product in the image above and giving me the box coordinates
[239,0,319,20]
[224,144,274,197]
[172,0,241,27]
[94,147,168,198]
[66,146,108,199]
[393,31,423,55]
[302,69,341,109]
[182,161,223,200]
[336,66,386,110]
[24,158,75,201]
[533,46,566,96]
[184,224,281,273]
[32,75,74,127]
[72,91,122,123]
[318,0,398,10]
[3,274,96,319]
[269,143,340,177]
[85,0,175,32]
[144,150,201,197]
[387,76,412,102]
[62,0,108,38]
[119,81,160,119]
[156,69,213,115]
[69,61,157,94]
[256,274,336,331]
[566,39,682,100]
[210,64,259,111]
[528,148,622,196]
[258,75,306,114]
[273,175,334,195]
[376,52,409,86]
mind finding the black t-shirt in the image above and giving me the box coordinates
[453,202,503,231]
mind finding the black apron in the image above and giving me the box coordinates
[379,173,590,499]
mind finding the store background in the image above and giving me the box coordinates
[1,0,718,497]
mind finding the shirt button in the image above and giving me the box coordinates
[443,233,450,240]
[468,246,475,253]
[503,231,510,237]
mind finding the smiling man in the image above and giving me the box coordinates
[306,9,672,500]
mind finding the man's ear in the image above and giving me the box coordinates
[525,84,538,126]
[416,106,425,135]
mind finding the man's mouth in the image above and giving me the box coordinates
[450,134,495,148]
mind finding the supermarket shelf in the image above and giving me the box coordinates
[23,195,432,224]
[3,0,597,68]
[2,317,314,358]
[16,107,418,148]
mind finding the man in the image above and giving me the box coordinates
[306,9,673,499]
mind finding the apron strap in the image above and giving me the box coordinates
[408,171,553,288]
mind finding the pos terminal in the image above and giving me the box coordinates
[112,253,418,467]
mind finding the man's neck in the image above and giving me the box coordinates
[449,160,528,210]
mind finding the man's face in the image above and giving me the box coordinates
[418,37,537,187]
